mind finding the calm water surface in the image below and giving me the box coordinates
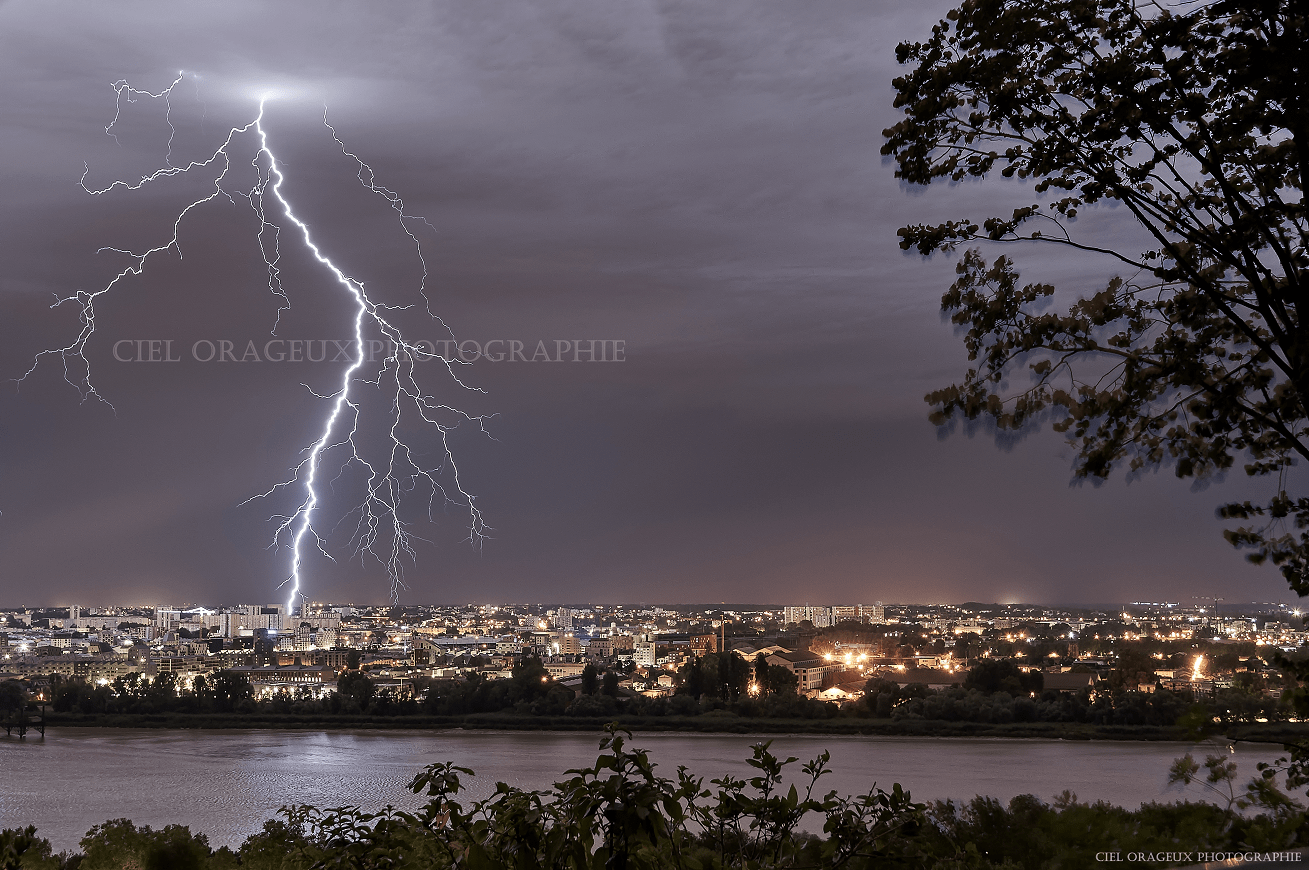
[0,728,1284,851]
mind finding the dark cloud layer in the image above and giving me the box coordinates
[0,0,1294,606]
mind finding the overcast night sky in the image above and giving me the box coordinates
[0,0,1298,608]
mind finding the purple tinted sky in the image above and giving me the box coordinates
[0,0,1296,607]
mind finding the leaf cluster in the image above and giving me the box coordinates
[249,726,926,870]
[885,0,1309,784]
[886,0,1308,586]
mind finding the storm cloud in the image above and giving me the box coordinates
[0,0,1291,606]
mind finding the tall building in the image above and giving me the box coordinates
[783,605,832,628]
[219,612,246,639]
[250,607,283,632]
[830,605,882,625]
[199,612,225,634]
[555,608,574,631]
[549,632,582,655]
[307,613,341,630]
[690,634,718,656]
[766,650,840,693]
[253,629,276,667]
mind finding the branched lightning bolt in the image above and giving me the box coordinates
[106,74,182,164]
[20,74,489,611]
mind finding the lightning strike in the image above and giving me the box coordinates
[21,75,489,613]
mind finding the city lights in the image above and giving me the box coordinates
[2,600,1302,721]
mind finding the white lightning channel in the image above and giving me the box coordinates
[20,75,489,612]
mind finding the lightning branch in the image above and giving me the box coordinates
[18,74,489,612]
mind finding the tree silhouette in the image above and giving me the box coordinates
[885,0,1308,784]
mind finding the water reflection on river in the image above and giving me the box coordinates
[0,729,1283,851]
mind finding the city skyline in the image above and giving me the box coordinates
[7,598,1302,700]
[1,0,1302,608]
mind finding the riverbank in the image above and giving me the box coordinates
[38,710,1309,744]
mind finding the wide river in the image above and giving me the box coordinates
[0,728,1288,851]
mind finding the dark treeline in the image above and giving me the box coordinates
[865,659,1290,729]
[19,654,1294,734]
[2,728,1306,869]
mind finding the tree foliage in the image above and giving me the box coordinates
[884,0,1307,584]
[242,728,927,870]
[337,672,376,711]
[581,663,600,696]
[963,659,1043,697]
[884,0,1308,779]
[0,680,27,718]
[79,819,222,870]
[678,653,771,703]
[0,825,61,870]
